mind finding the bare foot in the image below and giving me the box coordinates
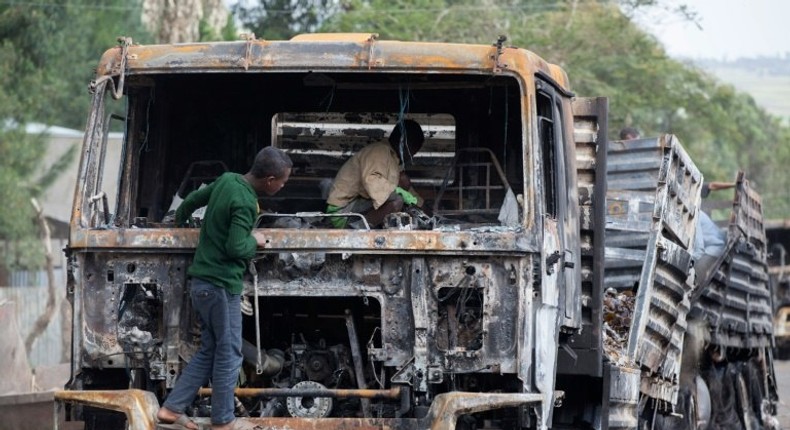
[156,407,200,430]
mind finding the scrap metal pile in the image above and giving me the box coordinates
[602,287,636,367]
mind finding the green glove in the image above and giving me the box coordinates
[394,187,418,206]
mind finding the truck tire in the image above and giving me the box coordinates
[693,375,712,430]
[735,369,759,430]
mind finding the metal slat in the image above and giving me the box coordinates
[692,171,773,349]
[604,134,702,404]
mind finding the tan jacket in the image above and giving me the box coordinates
[327,142,401,209]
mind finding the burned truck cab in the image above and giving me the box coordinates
[60,35,588,430]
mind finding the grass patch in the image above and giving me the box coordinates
[706,66,790,121]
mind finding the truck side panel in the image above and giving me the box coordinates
[604,135,703,404]
[557,97,608,377]
[693,172,773,348]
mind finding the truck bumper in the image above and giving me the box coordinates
[55,389,548,430]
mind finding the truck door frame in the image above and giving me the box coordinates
[532,77,574,428]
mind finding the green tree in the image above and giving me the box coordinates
[200,14,239,41]
[234,0,339,40]
[0,0,152,277]
[325,0,537,43]
[0,1,152,129]
[313,0,790,217]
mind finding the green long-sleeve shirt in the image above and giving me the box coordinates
[176,172,259,294]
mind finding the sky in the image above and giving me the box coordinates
[635,0,790,60]
[224,0,789,60]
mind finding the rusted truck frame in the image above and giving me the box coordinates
[60,34,583,430]
[55,34,778,430]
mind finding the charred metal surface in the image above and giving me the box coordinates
[605,364,640,430]
[97,37,567,88]
[692,172,773,349]
[535,218,561,429]
[197,387,401,399]
[70,227,534,255]
[72,251,190,380]
[72,80,110,229]
[254,255,526,375]
[55,389,159,430]
[423,392,545,430]
[57,389,545,430]
[605,134,703,404]
[277,112,456,153]
[65,34,583,429]
[557,97,608,377]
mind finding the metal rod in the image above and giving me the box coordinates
[256,212,370,230]
[345,309,371,418]
[197,387,401,400]
[89,192,110,226]
[251,261,263,375]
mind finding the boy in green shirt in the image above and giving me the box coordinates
[157,146,292,430]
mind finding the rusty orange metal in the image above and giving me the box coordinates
[55,389,546,430]
[221,418,391,429]
[92,35,571,94]
[54,389,159,430]
[425,392,545,430]
[63,34,577,430]
[68,226,535,254]
[197,387,401,399]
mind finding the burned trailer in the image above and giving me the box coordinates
[596,141,780,430]
[59,35,588,430]
[686,171,779,430]
[600,135,702,426]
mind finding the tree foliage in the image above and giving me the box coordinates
[0,1,152,274]
[234,0,339,40]
[517,2,790,216]
[302,0,790,217]
[199,14,239,41]
[0,1,152,129]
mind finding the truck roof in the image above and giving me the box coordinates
[95,33,571,92]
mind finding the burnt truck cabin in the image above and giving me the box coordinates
[121,72,525,225]
[64,37,585,430]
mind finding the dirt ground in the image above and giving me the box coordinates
[776,359,790,429]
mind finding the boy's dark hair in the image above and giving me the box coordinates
[619,127,640,140]
[389,119,425,153]
[250,146,293,179]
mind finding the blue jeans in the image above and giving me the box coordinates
[163,277,242,425]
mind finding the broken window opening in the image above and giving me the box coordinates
[537,90,558,219]
[109,72,525,230]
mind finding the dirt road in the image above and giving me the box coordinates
[776,359,790,428]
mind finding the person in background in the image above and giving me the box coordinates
[693,181,736,276]
[156,146,292,430]
[325,120,424,228]
[619,127,640,140]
